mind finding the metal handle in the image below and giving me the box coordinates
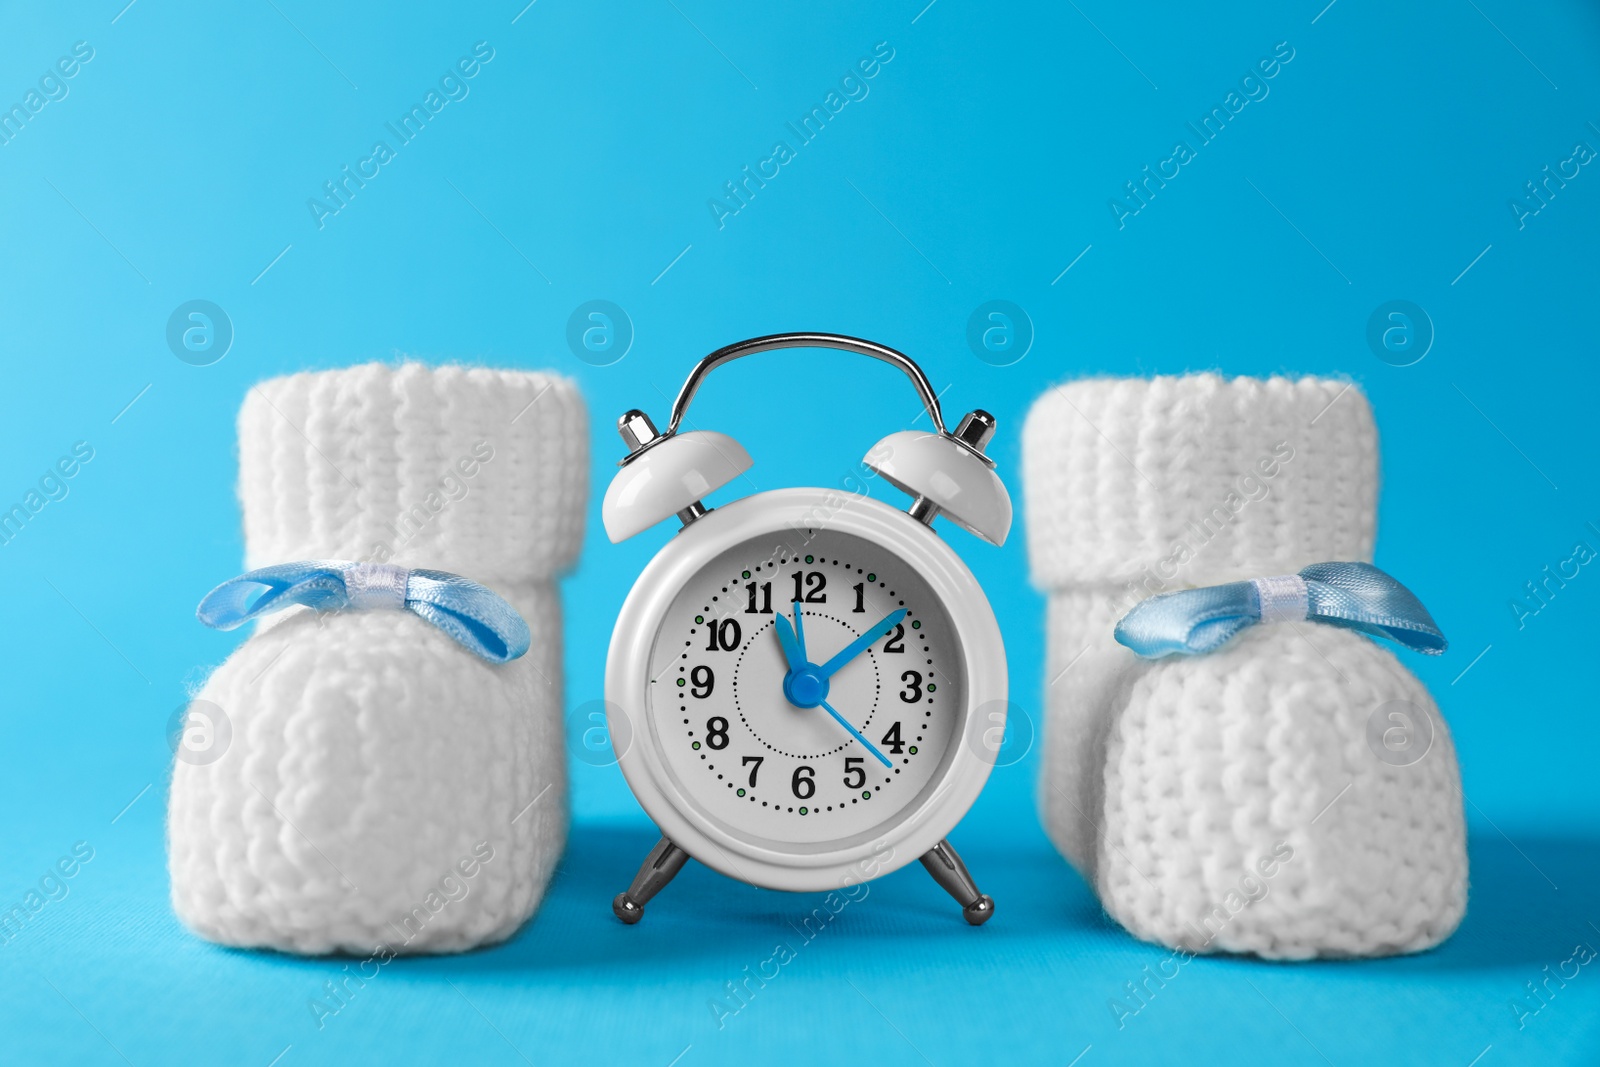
[666,332,948,436]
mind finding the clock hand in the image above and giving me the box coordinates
[792,600,807,663]
[816,608,908,680]
[820,700,894,768]
[772,611,806,673]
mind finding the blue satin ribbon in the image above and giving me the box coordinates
[1113,561,1447,659]
[196,560,530,664]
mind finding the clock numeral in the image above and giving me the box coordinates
[790,570,826,604]
[899,671,923,703]
[741,755,764,786]
[882,622,905,653]
[880,721,905,755]
[705,716,729,750]
[690,665,715,698]
[705,618,741,652]
[744,581,772,614]
[791,765,816,800]
[852,582,866,613]
[843,756,865,790]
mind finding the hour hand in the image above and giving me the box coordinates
[773,612,806,672]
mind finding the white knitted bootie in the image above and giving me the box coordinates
[169,363,588,955]
[1023,375,1466,959]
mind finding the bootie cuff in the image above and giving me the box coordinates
[1023,374,1377,589]
[238,362,588,586]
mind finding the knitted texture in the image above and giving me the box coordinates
[169,363,586,955]
[237,362,586,586]
[1024,374,1466,959]
[1025,374,1377,588]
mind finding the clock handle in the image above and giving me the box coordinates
[920,839,996,926]
[612,836,691,925]
[605,330,1009,542]
[664,332,952,439]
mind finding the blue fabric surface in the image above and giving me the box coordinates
[1,0,1598,1062]
[4,789,1598,1065]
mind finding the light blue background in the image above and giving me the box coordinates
[2,0,1597,1063]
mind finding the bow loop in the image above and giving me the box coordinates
[1114,562,1446,659]
[195,561,353,627]
[1299,562,1447,653]
[196,561,530,664]
[405,570,532,663]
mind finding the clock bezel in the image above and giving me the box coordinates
[605,488,1006,892]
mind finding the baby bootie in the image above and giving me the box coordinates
[169,363,588,954]
[1023,374,1466,959]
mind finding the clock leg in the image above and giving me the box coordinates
[919,839,995,926]
[612,836,690,925]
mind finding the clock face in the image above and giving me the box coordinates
[643,527,965,850]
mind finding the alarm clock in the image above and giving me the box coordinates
[602,333,1010,925]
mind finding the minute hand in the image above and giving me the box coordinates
[816,609,908,679]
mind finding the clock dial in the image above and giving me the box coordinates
[646,529,964,848]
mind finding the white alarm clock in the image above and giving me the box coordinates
[602,333,1010,925]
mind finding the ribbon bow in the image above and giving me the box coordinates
[196,561,530,664]
[1113,561,1447,659]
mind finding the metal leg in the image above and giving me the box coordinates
[612,837,690,924]
[919,839,995,926]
